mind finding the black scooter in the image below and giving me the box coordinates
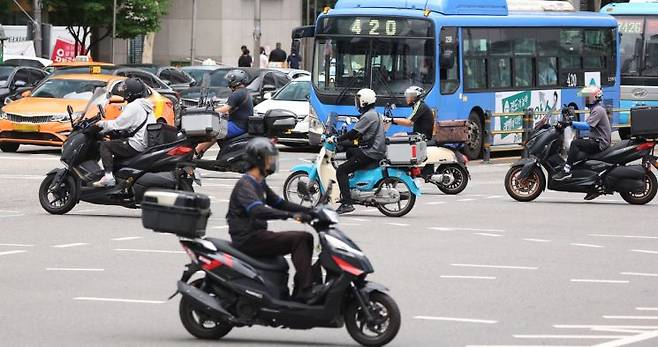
[141,183,401,346]
[505,107,658,204]
[38,105,197,215]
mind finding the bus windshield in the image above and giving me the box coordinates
[313,16,435,98]
[617,15,658,77]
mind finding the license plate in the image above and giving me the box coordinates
[13,123,39,132]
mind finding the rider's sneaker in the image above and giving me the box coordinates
[93,173,116,187]
[553,171,572,182]
[584,192,600,201]
[336,203,355,215]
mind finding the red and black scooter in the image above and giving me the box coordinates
[141,182,401,347]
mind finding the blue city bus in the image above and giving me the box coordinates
[602,1,658,138]
[296,0,620,159]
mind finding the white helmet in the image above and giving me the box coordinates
[355,88,377,109]
[404,86,424,99]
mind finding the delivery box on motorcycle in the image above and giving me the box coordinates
[181,108,222,138]
[142,190,210,237]
[248,109,297,137]
[146,123,179,147]
[631,107,658,138]
[386,134,428,165]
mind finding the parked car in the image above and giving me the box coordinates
[1,65,48,103]
[120,64,194,91]
[3,55,52,69]
[113,68,182,125]
[178,67,291,107]
[254,76,312,146]
[272,68,311,80]
[0,73,175,152]
[181,64,232,85]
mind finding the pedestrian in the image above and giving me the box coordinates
[287,49,302,69]
[259,47,268,68]
[238,45,252,67]
[269,42,287,65]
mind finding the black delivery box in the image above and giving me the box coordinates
[141,190,211,238]
[631,107,658,138]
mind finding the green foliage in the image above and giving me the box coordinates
[116,0,170,39]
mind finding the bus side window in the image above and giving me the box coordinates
[440,27,459,94]
[462,28,488,90]
[537,28,559,87]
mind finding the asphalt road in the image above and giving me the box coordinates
[1,145,657,347]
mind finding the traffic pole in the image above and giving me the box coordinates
[112,0,116,63]
[190,0,197,65]
[253,0,261,68]
[33,0,42,57]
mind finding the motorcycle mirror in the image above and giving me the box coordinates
[66,105,74,117]
[97,104,105,118]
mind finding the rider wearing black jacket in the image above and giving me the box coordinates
[226,138,322,303]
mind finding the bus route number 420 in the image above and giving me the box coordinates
[351,19,397,36]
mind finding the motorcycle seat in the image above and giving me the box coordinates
[206,238,289,272]
[588,140,630,161]
[220,133,252,145]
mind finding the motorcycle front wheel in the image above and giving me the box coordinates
[179,279,233,340]
[435,164,469,195]
[283,171,321,207]
[38,174,79,215]
[504,165,545,202]
[620,171,658,205]
[375,177,416,217]
[345,291,401,347]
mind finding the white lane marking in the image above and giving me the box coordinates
[570,243,605,248]
[0,243,33,247]
[431,227,505,232]
[555,325,658,329]
[603,316,658,320]
[620,272,658,277]
[46,268,104,272]
[594,330,658,347]
[589,234,658,240]
[474,233,503,237]
[486,195,503,199]
[631,249,658,255]
[426,201,446,205]
[523,238,552,243]
[73,297,165,304]
[413,316,497,324]
[0,174,43,180]
[52,243,88,248]
[440,275,496,280]
[513,334,626,339]
[114,248,185,254]
[458,198,476,202]
[570,279,629,284]
[386,222,409,227]
[0,156,58,161]
[111,236,142,241]
[637,308,658,311]
[211,225,229,229]
[0,213,25,218]
[346,217,370,222]
[0,250,27,256]
[0,209,20,213]
[451,263,537,270]
[340,223,362,226]
[467,345,583,347]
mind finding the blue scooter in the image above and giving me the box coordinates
[283,115,421,217]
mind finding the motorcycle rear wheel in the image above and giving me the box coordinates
[435,164,469,195]
[505,165,545,202]
[38,174,78,215]
[375,177,416,217]
[620,171,658,205]
[179,279,233,340]
[345,291,401,347]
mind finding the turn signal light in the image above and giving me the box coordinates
[635,142,655,152]
[167,146,193,156]
[410,167,422,177]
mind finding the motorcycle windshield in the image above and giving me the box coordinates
[82,87,110,119]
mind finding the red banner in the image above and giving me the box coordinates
[50,38,77,63]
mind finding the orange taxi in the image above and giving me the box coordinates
[0,73,175,152]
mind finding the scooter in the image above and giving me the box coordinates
[504,107,658,204]
[38,105,198,215]
[141,183,401,347]
[283,114,421,217]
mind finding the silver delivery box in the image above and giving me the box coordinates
[386,134,428,166]
[181,108,221,138]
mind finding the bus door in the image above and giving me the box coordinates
[437,26,461,121]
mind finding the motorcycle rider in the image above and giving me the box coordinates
[195,69,252,156]
[93,78,155,187]
[553,86,612,195]
[226,137,323,303]
[334,88,387,215]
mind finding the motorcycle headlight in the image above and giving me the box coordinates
[0,111,6,120]
[50,113,68,122]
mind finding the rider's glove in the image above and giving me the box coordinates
[292,212,314,223]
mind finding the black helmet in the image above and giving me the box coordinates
[245,137,279,176]
[120,78,146,102]
[224,69,249,89]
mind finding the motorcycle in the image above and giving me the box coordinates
[38,104,198,215]
[283,113,421,217]
[140,182,401,347]
[504,107,658,204]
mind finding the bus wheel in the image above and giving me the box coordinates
[462,112,482,160]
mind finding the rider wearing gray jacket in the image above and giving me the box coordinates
[93,79,156,187]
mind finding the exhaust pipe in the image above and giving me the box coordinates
[177,281,236,322]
